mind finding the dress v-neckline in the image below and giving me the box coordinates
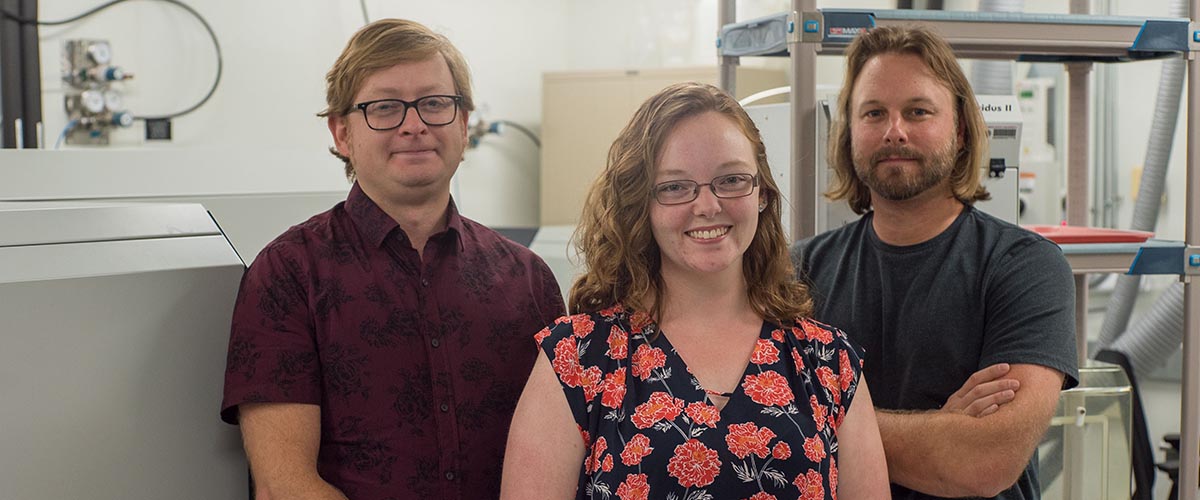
[646,319,770,414]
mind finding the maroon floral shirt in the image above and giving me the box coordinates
[536,305,863,500]
[221,183,565,500]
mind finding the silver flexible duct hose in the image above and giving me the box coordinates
[1043,0,1185,491]
[1111,282,1186,372]
[968,0,1023,95]
[1094,0,1188,356]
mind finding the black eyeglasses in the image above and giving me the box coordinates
[352,95,463,131]
[652,173,759,205]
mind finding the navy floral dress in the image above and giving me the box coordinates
[535,304,864,500]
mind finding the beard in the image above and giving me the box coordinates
[852,138,958,202]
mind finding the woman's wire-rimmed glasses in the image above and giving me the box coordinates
[652,173,759,205]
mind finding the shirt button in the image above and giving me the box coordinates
[445,471,456,481]
[440,403,449,412]
[421,278,430,287]
[431,338,440,348]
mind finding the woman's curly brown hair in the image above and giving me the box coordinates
[568,82,812,326]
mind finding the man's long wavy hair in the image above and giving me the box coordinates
[569,82,812,325]
[828,25,990,214]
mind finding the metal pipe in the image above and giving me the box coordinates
[0,0,22,148]
[18,0,40,150]
[1179,3,1200,498]
[1064,4,1090,496]
[792,0,817,240]
[1065,61,1091,371]
[719,0,737,95]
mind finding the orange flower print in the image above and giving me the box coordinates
[772,441,791,460]
[630,311,652,334]
[552,337,583,387]
[803,435,826,462]
[745,493,777,500]
[750,338,780,365]
[572,315,596,338]
[580,366,604,402]
[616,473,650,500]
[599,304,625,318]
[793,469,825,500]
[792,348,804,371]
[602,454,614,472]
[771,328,785,342]
[829,456,839,499]
[726,422,777,459]
[601,368,627,409]
[579,427,591,447]
[810,395,827,432]
[667,439,721,488]
[816,366,841,405]
[684,401,720,428]
[534,326,552,345]
[608,326,629,359]
[742,371,795,407]
[585,437,608,475]
[790,324,807,340]
[806,323,834,345]
[631,344,667,380]
[839,349,854,392]
[631,392,684,429]
[620,433,654,466]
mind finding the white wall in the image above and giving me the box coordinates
[27,1,1193,229]
[27,0,802,227]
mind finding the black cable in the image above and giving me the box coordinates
[495,120,541,148]
[359,0,370,25]
[0,0,222,120]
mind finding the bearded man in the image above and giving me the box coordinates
[791,25,1078,500]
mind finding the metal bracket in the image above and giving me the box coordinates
[1190,22,1200,60]
[1185,246,1200,276]
[798,11,821,44]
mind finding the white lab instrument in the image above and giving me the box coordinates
[0,201,248,499]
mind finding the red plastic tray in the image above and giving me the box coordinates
[1023,224,1154,244]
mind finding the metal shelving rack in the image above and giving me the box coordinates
[718,2,1200,499]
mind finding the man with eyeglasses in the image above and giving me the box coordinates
[220,19,565,500]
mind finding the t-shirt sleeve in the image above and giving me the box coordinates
[981,237,1080,389]
[220,242,322,424]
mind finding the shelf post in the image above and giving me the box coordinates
[1179,2,1200,499]
[1064,4,1091,496]
[791,0,817,240]
[719,0,738,95]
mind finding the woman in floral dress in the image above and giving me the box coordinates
[502,82,889,500]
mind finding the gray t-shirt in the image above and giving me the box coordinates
[792,204,1079,500]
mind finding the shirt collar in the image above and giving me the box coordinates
[346,182,464,251]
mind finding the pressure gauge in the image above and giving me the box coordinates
[80,90,105,114]
[112,111,134,128]
[86,42,112,65]
[103,90,124,111]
